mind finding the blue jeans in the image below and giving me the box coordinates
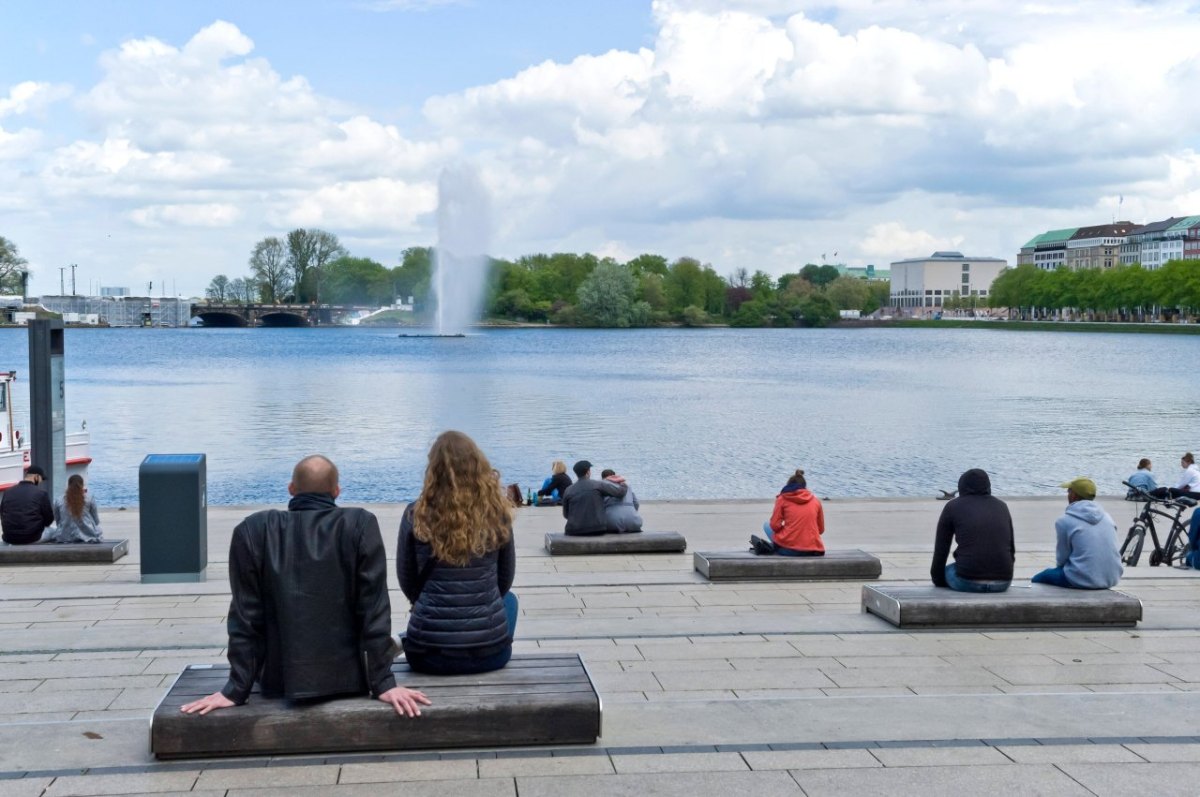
[1187,510,1200,568]
[405,592,519,675]
[1031,567,1079,588]
[944,563,1010,593]
[762,522,824,557]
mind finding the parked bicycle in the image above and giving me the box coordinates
[1120,481,1197,567]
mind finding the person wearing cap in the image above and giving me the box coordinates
[0,466,55,545]
[1031,478,1122,590]
[561,460,627,536]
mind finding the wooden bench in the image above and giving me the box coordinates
[544,531,687,555]
[150,653,601,759]
[695,549,882,581]
[862,583,1143,628]
[0,539,128,564]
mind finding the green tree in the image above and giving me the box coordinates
[286,229,346,303]
[680,305,708,326]
[392,247,433,310]
[825,276,870,311]
[228,277,257,303]
[576,261,638,327]
[638,272,668,311]
[0,236,29,295]
[795,294,839,327]
[800,263,840,286]
[665,258,707,314]
[626,253,669,277]
[323,256,392,305]
[205,275,230,302]
[249,237,291,303]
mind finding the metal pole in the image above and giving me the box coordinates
[27,319,66,499]
[70,264,76,295]
[59,267,65,296]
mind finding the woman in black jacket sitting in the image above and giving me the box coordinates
[398,430,518,674]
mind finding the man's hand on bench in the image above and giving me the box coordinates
[180,692,236,715]
[378,686,431,718]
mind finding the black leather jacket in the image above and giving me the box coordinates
[397,503,515,658]
[0,480,54,544]
[221,493,396,703]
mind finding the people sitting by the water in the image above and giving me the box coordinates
[46,475,103,544]
[0,465,54,545]
[753,469,825,557]
[930,468,1014,592]
[536,460,572,504]
[1031,478,1122,590]
[180,455,429,717]
[1126,458,1157,498]
[1152,453,1200,500]
[601,469,643,533]
[398,431,518,675]
[562,460,627,536]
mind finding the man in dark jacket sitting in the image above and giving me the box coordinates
[562,460,628,536]
[181,455,429,717]
[0,465,54,545]
[930,468,1015,592]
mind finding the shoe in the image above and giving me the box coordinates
[749,535,775,556]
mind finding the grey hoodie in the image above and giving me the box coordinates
[1055,499,1122,589]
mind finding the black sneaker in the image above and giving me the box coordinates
[749,535,776,556]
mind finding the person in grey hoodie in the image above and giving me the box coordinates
[562,460,627,536]
[1031,478,1122,589]
[600,469,643,533]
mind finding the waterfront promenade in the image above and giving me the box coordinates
[3,497,1200,795]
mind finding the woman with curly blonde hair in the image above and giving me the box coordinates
[397,431,518,674]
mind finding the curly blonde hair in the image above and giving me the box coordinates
[412,431,513,566]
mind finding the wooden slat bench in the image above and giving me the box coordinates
[151,653,601,759]
[0,539,128,564]
[544,531,687,555]
[695,549,881,581]
[862,583,1143,629]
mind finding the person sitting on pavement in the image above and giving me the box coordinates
[1125,458,1157,498]
[562,460,627,536]
[398,431,518,675]
[1152,453,1200,500]
[930,468,1014,592]
[601,468,643,533]
[1031,478,1122,590]
[0,465,54,545]
[536,460,572,504]
[753,469,825,557]
[46,475,103,543]
[180,455,429,717]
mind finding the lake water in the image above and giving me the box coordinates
[0,326,1192,506]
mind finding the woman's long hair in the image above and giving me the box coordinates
[412,431,513,566]
[64,475,86,520]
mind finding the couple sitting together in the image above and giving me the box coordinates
[932,469,1121,592]
[561,460,643,535]
[182,431,515,719]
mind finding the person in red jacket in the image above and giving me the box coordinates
[760,469,825,556]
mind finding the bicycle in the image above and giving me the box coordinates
[1120,481,1197,567]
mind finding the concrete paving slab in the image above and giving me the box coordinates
[0,780,53,797]
[43,771,199,796]
[998,744,1145,763]
[0,719,150,771]
[515,770,803,797]
[792,763,1092,796]
[193,765,339,789]
[741,749,880,770]
[478,755,614,778]
[610,752,748,773]
[223,780,514,797]
[1123,743,1200,762]
[337,759,479,783]
[1059,762,1200,797]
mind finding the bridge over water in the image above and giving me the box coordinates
[192,303,374,327]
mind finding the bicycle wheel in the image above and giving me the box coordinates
[1121,525,1145,567]
[1166,527,1189,566]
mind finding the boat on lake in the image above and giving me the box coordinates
[0,371,91,491]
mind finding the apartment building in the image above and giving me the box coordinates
[1065,222,1135,270]
[1017,228,1077,270]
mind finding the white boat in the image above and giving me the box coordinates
[0,371,91,491]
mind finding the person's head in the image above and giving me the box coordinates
[1138,458,1152,471]
[288,455,340,499]
[1059,477,1096,504]
[1184,453,1195,468]
[551,460,567,476]
[958,468,992,496]
[65,474,86,520]
[785,469,806,489]
[600,468,616,479]
[573,460,592,480]
[23,465,45,485]
[413,430,513,566]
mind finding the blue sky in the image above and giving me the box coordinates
[3,0,1200,296]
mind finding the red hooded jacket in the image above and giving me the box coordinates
[769,488,825,552]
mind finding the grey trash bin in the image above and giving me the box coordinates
[139,454,207,583]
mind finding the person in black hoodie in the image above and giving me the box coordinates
[930,468,1015,592]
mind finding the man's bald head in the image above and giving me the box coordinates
[288,455,340,498]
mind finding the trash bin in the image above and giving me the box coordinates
[139,454,207,583]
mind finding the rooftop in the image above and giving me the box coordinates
[891,252,1007,265]
[1021,227,1079,249]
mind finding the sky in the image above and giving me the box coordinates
[3,0,1200,297]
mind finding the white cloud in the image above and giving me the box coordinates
[283,178,438,231]
[0,81,72,117]
[130,203,242,228]
[860,222,964,259]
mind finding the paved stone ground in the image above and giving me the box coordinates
[3,497,1200,795]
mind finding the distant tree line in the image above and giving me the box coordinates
[0,236,28,294]
[988,261,1200,320]
[208,242,891,328]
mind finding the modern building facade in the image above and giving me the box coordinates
[1027,215,1200,270]
[36,295,192,327]
[889,251,1008,310]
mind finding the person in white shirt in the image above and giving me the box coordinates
[1168,453,1200,499]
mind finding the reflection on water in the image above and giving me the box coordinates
[0,326,1192,505]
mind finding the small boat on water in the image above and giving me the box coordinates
[0,371,91,491]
